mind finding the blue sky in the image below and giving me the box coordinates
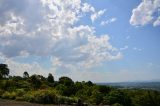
[0,0,160,82]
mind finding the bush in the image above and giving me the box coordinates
[34,91,56,104]
[23,92,35,102]
[0,89,4,97]
[58,96,77,105]
[2,91,16,99]
[0,80,10,90]
[103,90,131,106]
[23,90,58,104]
[15,89,25,96]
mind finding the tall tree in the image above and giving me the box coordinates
[0,64,9,79]
[47,73,54,83]
[28,74,42,89]
[59,76,74,86]
[23,71,29,79]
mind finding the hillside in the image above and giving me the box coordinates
[1,64,160,106]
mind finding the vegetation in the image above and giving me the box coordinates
[0,63,160,106]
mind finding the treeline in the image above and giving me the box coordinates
[0,63,160,106]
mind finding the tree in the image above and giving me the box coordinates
[90,89,103,105]
[28,74,42,89]
[98,85,111,94]
[0,64,9,79]
[37,75,46,81]
[86,81,93,86]
[103,90,131,106]
[47,73,54,83]
[59,76,74,86]
[23,71,29,79]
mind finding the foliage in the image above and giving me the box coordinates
[47,73,54,83]
[31,90,57,104]
[28,75,42,89]
[103,90,131,106]
[0,63,160,106]
[0,64,9,79]
[2,91,16,99]
[58,96,77,105]
[23,71,29,79]
[59,76,74,86]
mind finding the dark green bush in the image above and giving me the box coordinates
[15,89,25,96]
[23,90,58,104]
[103,90,131,106]
[2,91,16,99]
[34,91,56,104]
[58,96,77,105]
[23,92,35,102]
[0,89,4,97]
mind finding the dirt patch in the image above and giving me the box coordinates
[0,99,69,106]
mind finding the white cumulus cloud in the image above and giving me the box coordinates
[130,0,160,27]
[91,9,106,22]
[0,0,121,77]
[101,17,117,26]
[153,16,160,26]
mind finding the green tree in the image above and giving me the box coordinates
[37,75,46,81]
[130,90,160,106]
[59,76,74,86]
[75,81,83,91]
[0,64,9,79]
[89,89,103,105]
[47,73,54,83]
[23,71,29,79]
[28,75,42,89]
[103,90,131,106]
[98,85,111,94]
[86,81,93,86]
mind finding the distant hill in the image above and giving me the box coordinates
[97,82,160,91]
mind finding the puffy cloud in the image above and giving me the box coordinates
[0,54,53,77]
[0,13,25,35]
[153,16,160,26]
[101,17,117,26]
[6,60,49,77]
[0,0,121,76]
[91,9,106,22]
[81,3,95,13]
[81,3,106,22]
[130,0,160,26]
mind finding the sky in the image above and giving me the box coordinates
[0,0,160,82]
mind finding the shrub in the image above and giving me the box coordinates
[103,90,131,106]
[15,89,25,96]
[2,91,16,99]
[58,96,77,105]
[0,89,4,97]
[24,90,58,104]
[34,91,55,104]
[23,93,34,102]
